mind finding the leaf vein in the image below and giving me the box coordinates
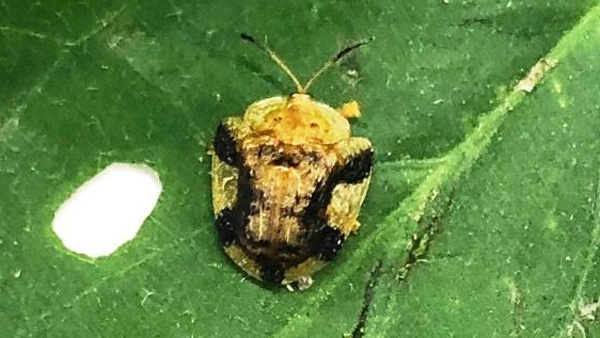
[64,4,129,47]
[0,26,60,44]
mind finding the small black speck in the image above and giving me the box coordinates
[216,208,237,246]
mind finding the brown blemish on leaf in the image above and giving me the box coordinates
[517,57,558,93]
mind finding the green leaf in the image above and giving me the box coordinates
[1,1,599,337]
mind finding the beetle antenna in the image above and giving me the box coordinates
[302,36,374,93]
[241,33,304,93]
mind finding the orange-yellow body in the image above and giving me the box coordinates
[212,94,372,287]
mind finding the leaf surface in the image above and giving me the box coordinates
[1,1,599,337]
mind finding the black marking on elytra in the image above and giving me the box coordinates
[216,164,253,249]
[306,151,322,163]
[256,255,285,284]
[258,144,277,157]
[339,148,373,184]
[216,208,237,246]
[279,205,298,217]
[301,166,341,236]
[258,144,322,168]
[258,144,303,168]
[214,123,242,166]
[301,167,344,261]
[299,149,372,261]
[232,165,254,231]
[302,182,332,240]
[227,164,302,283]
[271,153,301,168]
[242,238,305,259]
[248,189,265,215]
[312,226,345,261]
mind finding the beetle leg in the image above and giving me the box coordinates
[337,100,361,119]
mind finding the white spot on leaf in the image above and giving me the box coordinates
[52,163,162,258]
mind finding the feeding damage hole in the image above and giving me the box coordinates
[52,163,162,258]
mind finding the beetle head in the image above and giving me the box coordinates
[244,94,350,145]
